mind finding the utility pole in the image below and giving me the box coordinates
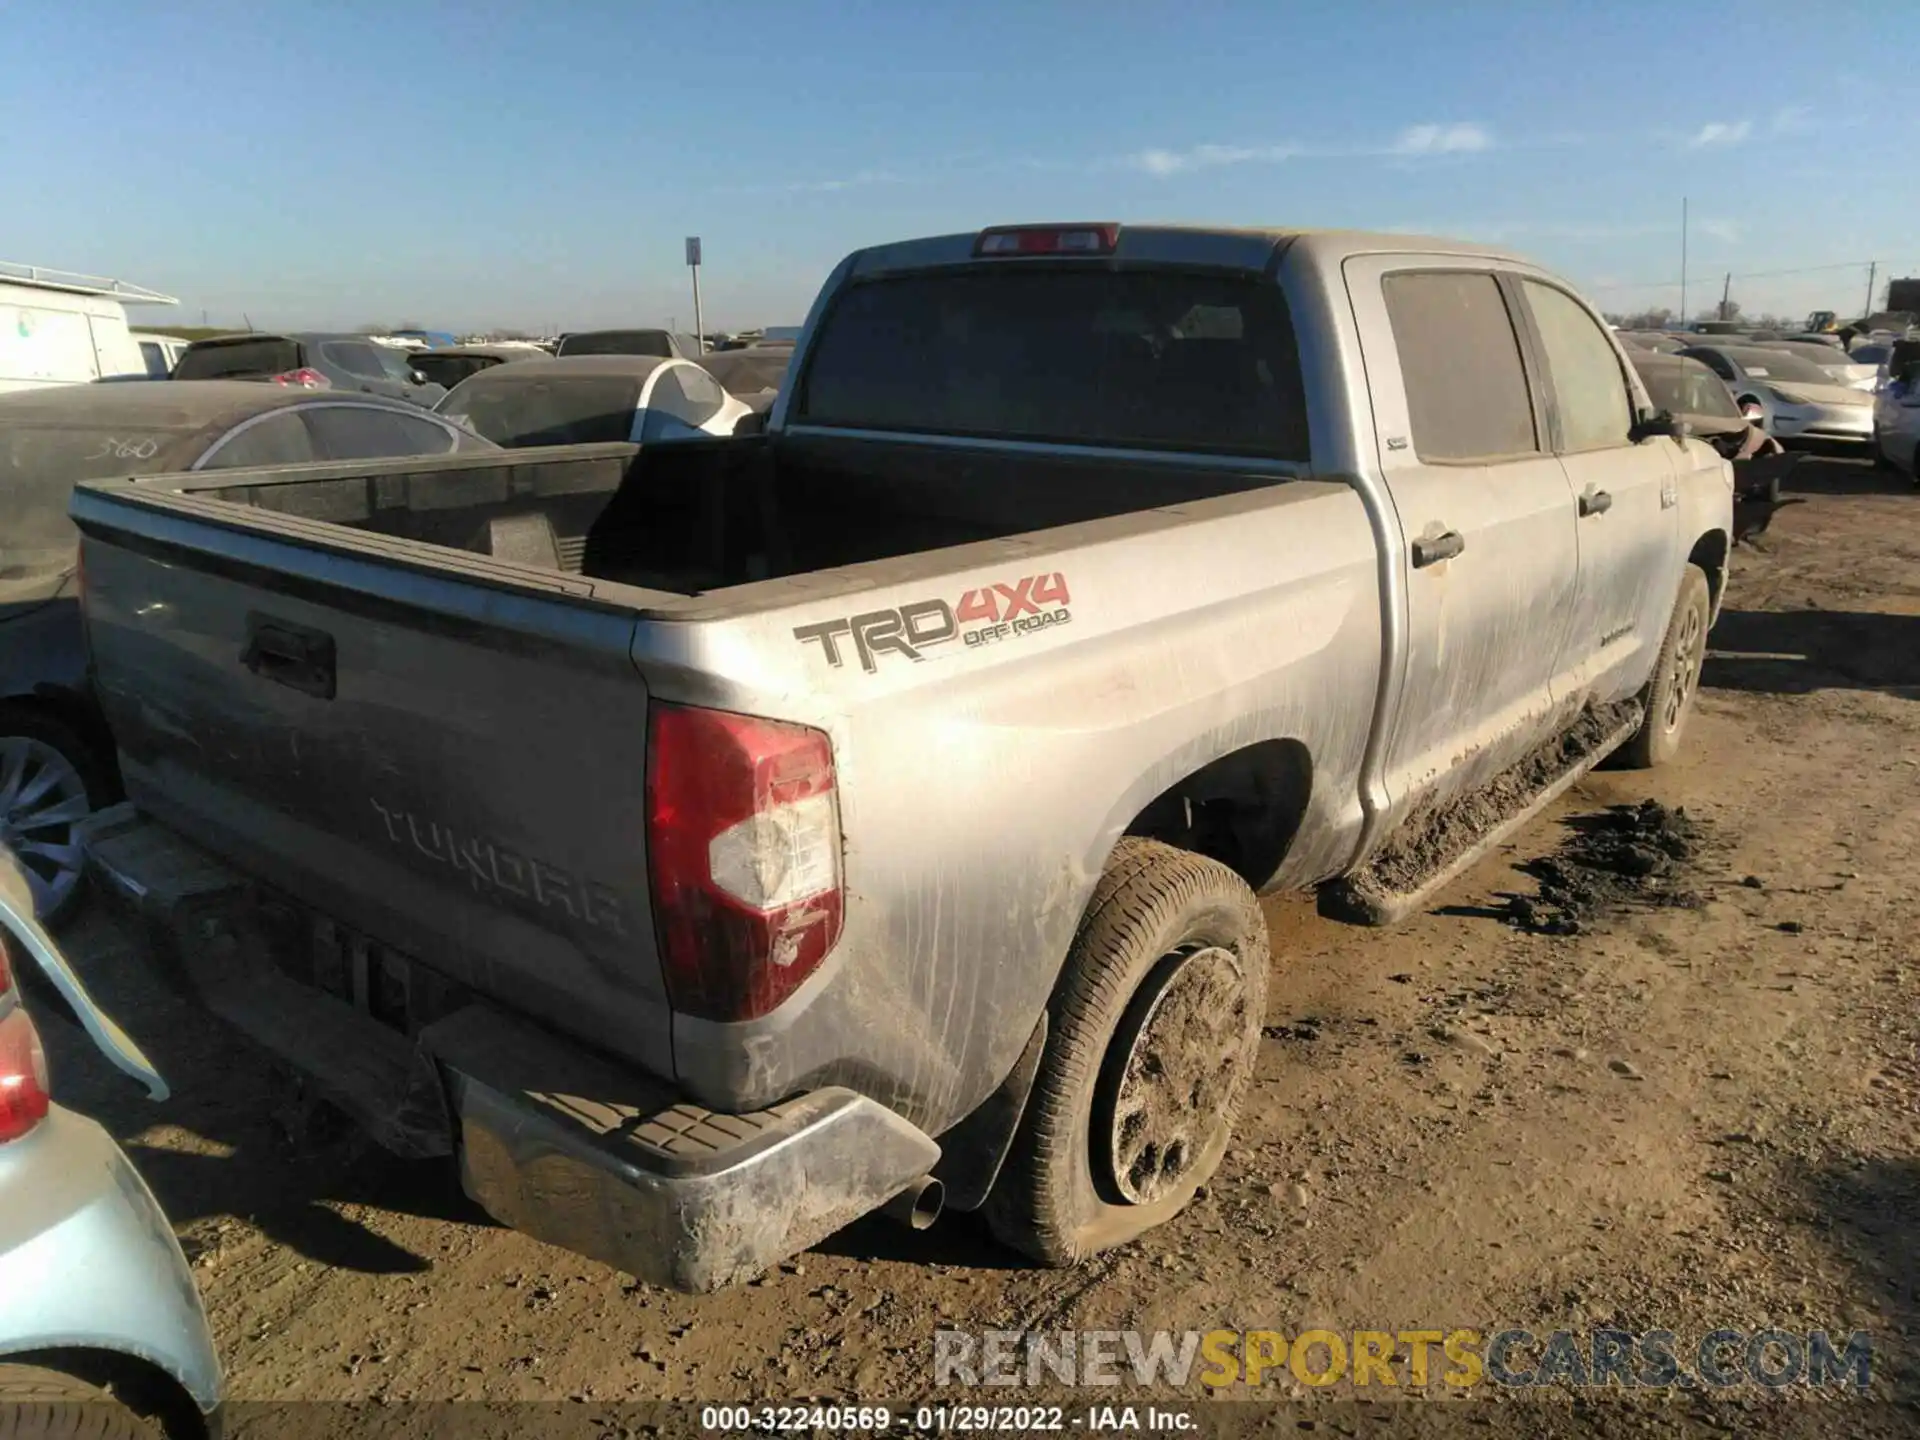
[1865,261,1878,319]
[1720,271,1732,322]
[1679,198,1689,325]
[685,237,705,352]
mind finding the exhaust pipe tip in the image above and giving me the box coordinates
[880,1175,944,1231]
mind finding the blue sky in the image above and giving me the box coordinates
[7,1,1912,331]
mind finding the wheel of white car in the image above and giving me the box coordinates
[0,706,114,925]
[983,837,1268,1266]
[0,1363,165,1440]
[1618,564,1712,770]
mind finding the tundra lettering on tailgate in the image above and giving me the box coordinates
[370,799,628,935]
[794,571,1072,673]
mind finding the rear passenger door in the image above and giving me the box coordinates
[1514,279,1681,708]
[1346,259,1582,821]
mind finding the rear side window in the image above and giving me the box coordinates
[1382,272,1537,463]
[1521,282,1634,452]
[301,406,460,460]
[795,268,1310,459]
[649,364,726,426]
[415,354,499,388]
[197,412,317,469]
[320,342,397,380]
[139,341,169,378]
[441,375,643,447]
[174,337,302,380]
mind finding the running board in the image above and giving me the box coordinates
[1318,705,1643,927]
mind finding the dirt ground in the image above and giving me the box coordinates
[37,458,1920,1435]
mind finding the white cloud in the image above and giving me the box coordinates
[1126,123,1493,176]
[1389,122,1493,156]
[782,168,904,194]
[1770,105,1813,135]
[1127,142,1304,176]
[1686,120,1753,148]
[1697,219,1743,244]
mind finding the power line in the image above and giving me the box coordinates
[1586,258,1918,293]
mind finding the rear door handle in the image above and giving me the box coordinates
[1579,488,1614,517]
[242,613,337,699]
[1411,530,1466,567]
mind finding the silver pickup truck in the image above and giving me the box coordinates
[70,225,1733,1291]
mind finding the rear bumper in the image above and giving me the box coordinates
[80,804,940,1292]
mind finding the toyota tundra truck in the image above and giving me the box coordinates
[69,224,1734,1291]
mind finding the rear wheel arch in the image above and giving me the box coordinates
[1119,737,1315,892]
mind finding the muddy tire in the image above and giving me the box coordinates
[983,838,1268,1266]
[0,1364,164,1440]
[1619,564,1712,769]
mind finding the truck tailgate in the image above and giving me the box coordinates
[74,490,673,1073]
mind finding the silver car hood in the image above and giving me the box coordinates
[0,850,167,1100]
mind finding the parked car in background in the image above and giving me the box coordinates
[553,328,705,360]
[72,223,1731,1292]
[0,382,495,920]
[412,344,554,390]
[1680,342,1872,447]
[0,263,176,393]
[133,334,190,379]
[1619,331,1687,354]
[1751,340,1879,391]
[1628,352,1761,451]
[692,346,793,403]
[1784,332,1845,349]
[385,329,458,350]
[0,848,222,1440]
[435,354,753,448]
[172,332,448,407]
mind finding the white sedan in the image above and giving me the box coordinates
[435,354,753,448]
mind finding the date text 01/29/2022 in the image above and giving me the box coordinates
[699,1404,1197,1432]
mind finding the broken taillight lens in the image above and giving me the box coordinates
[646,703,843,1022]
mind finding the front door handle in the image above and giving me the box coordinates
[1580,488,1614,517]
[1411,529,1466,567]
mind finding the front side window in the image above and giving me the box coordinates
[1521,282,1633,453]
[1382,271,1538,463]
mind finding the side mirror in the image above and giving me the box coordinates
[1630,410,1689,443]
[410,369,430,386]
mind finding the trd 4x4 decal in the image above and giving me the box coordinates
[794,572,1072,673]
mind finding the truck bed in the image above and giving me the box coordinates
[69,436,1320,1097]
[78,434,1296,604]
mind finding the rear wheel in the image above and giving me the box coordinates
[0,708,113,925]
[984,838,1269,1265]
[0,1363,164,1440]
[1619,565,1712,770]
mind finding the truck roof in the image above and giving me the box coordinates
[0,259,178,305]
[844,225,1532,280]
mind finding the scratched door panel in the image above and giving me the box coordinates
[81,535,674,1075]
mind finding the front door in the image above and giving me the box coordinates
[1513,279,1683,708]
[1345,258,1582,826]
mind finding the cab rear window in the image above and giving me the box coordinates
[794,269,1310,459]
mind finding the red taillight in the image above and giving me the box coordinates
[0,936,50,1143]
[646,703,843,1022]
[271,367,330,388]
[975,223,1120,257]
